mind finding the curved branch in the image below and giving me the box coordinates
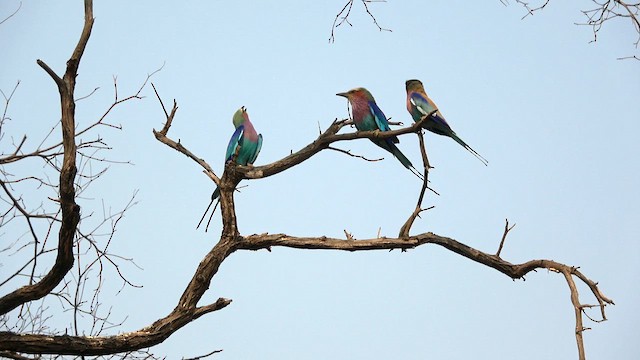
[0,1,21,26]
[236,233,601,283]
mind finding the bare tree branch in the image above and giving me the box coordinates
[182,349,223,360]
[496,218,516,257]
[562,269,587,360]
[0,350,38,360]
[329,0,391,43]
[399,130,438,238]
[151,87,219,186]
[578,0,640,49]
[0,296,232,355]
[326,146,384,162]
[502,0,551,19]
[0,80,20,136]
[0,1,22,26]
[504,0,640,56]
[0,0,94,316]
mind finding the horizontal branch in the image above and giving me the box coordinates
[236,232,588,281]
[237,232,529,276]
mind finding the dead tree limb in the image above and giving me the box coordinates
[0,0,94,316]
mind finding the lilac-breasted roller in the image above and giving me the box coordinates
[405,79,488,165]
[197,106,263,230]
[337,87,422,179]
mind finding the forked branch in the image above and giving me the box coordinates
[329,0,391,43]
[151,84,219,187]
[496,218,516,257]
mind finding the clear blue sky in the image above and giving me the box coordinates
[2,1,639,359]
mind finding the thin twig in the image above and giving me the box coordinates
[329,0,390,43]
[183,349,223,360]
[398,130,437,238]
[496,219,516,258]
[0,1,22,26]
[327,146,383,162]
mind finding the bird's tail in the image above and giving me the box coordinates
[196,187,221,232]
[450,133,489,166]
[388,142,424,180]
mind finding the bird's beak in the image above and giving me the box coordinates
[336,92,348,98]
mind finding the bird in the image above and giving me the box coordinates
[197,106,263,231]
[337,87,423,179]
[405,79,488,166]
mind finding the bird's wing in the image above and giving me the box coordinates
[249,134,263,165]
[409,92,437,116]
[225,125,245,162]
[410,92,451,129]
[368,101,391,131]
[429,112,452,133]
[369,100,399,144]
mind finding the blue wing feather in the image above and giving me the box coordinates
[368,101,391,131]
[368,101,399,144]
[410,93,436,115]
[410,92,452,130]
[225,125,244,162]
[411,92,437,115]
